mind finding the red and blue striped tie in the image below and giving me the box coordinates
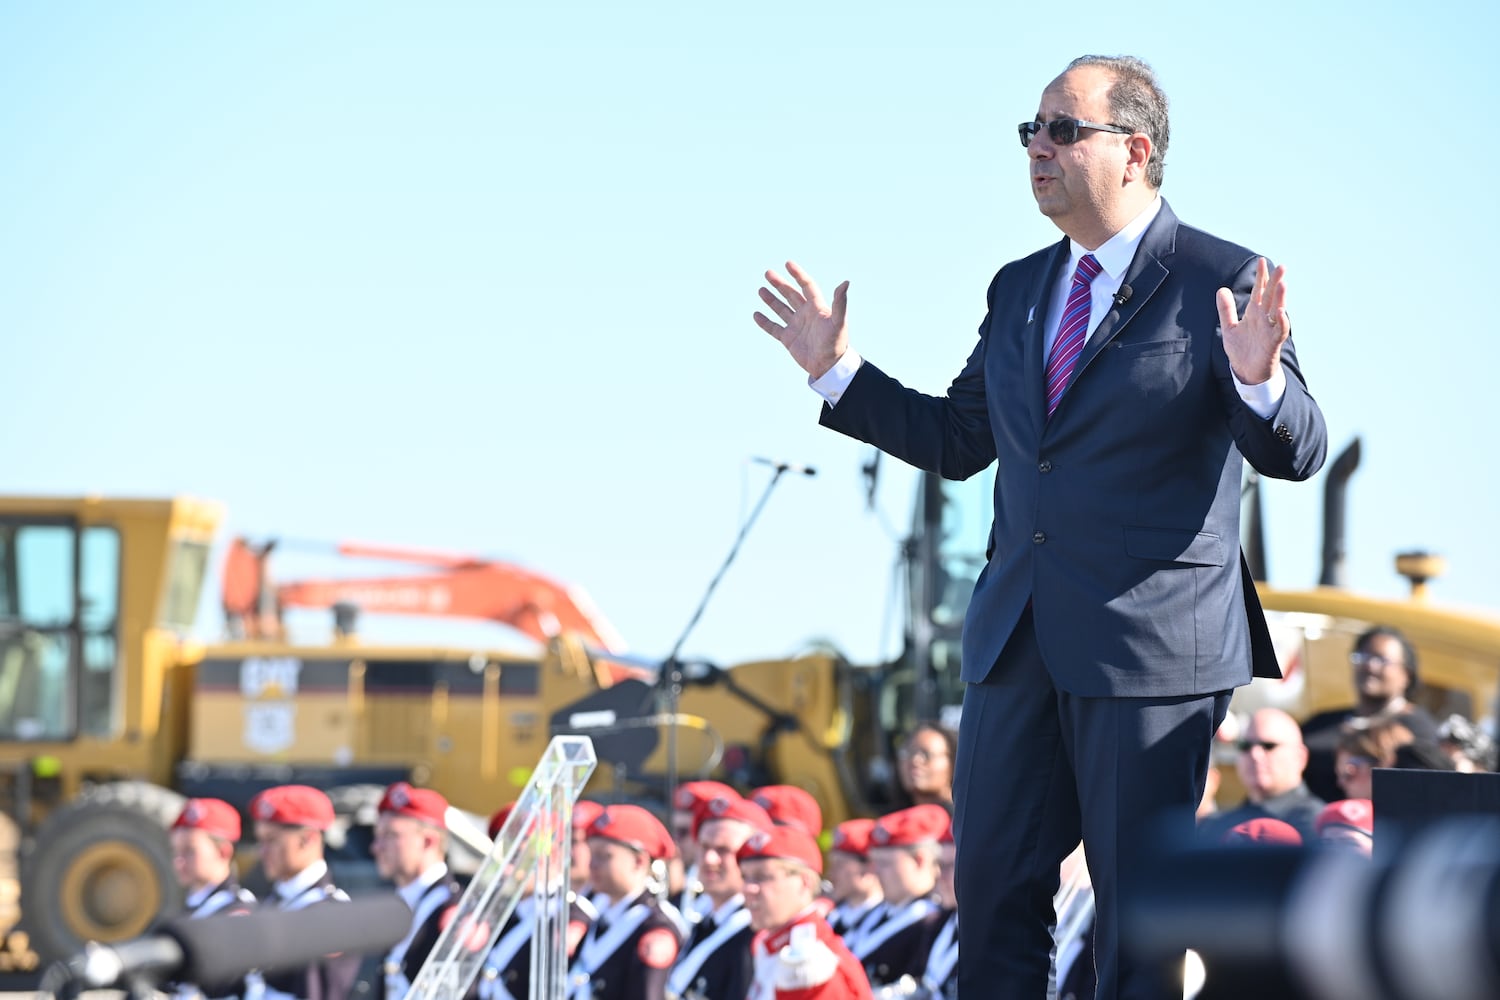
[1044,253,1102,418]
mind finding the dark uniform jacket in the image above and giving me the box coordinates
[374,871,474,1000]
[848,897,940,989]
[665,896,754,1000]
[250,866,361,1000]
[168,878,257,999]
[480,893,596,1000]
[566,890,683,1000]
[918,910,958,1000]
[826,900,879,942]
[1197,783,1327,843]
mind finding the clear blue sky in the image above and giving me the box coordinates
[5,2,1497,669]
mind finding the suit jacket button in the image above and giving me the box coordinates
[1038,459,1052,473]
[1033,531,1046,544]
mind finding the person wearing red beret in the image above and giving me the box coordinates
[478,801,598,1000]
[567,804,684,1000]
[825,820,882,944]
[171,798,256,919]
[167,798,256,1000]
[369,782,472,1000]
[851,805,947,988]
[738,826,872,1000]
[671,781,737,922]
[665,795,772,1000]
[246,784,359,1000]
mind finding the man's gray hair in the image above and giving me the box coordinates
[1067,55,1170,189]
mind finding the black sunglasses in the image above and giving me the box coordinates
[1236,739,1284,754]
[1018,119,1133,149]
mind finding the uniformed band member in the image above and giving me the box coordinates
[918,825,957,1000]
[245,785,359,1000]
[369,782,470,1000]
[739,825,872,1000]
[168,798,256,1000]
[824,820,881,943]
[478,802,596,1000]
[749,786,823,840]
[670,781,736,923]
[851,805,947,988]
[568,804,684,1000]
[172,797,257,918]
[665,795,771,1000]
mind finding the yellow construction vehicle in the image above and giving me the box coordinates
[0,495,856,970]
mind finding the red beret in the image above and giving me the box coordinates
[1222,817,1303,846]
[586,804,676,861]
[749,785,823,837]
[870,805,951,848]
[691,795,774,839]
[1315,799,1374,837]
[673,781,737,813]
[172,798,241,842]
[737,825,823,874]
[379,782,448,827]
[250,785,335,832]
[831,818,875,858]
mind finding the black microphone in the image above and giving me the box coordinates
[46,893,413,991]
[751,456,817,477]
[1114,284,1133,308]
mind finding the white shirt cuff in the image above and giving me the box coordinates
[809,350,864,406]
[1232,365,1286,420]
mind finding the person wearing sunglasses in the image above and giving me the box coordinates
[1198,708,1326,844]
[753,53,1327,1000]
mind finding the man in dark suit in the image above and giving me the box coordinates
[753,54,1327,1000]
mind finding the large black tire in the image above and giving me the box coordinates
[19,782,184,963]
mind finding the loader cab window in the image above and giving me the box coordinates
[0,522,121,740]
[159,539,209,632]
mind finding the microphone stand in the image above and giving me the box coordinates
[655,463,803,813]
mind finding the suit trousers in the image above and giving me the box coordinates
[952,608,1229,1000]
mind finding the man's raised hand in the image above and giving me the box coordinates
[754,261,849,379]
[1216,257,1289,386]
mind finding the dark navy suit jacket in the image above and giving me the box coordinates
[821,199,1327,695]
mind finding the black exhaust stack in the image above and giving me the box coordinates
[1319,437,1362,587]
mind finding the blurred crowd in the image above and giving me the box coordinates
[155,622,1493,1000]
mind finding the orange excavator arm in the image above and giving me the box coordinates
[221,537,643,681]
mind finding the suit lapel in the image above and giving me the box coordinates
[1070,201,1179,382]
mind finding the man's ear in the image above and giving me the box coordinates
[1126,134,1152,182]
